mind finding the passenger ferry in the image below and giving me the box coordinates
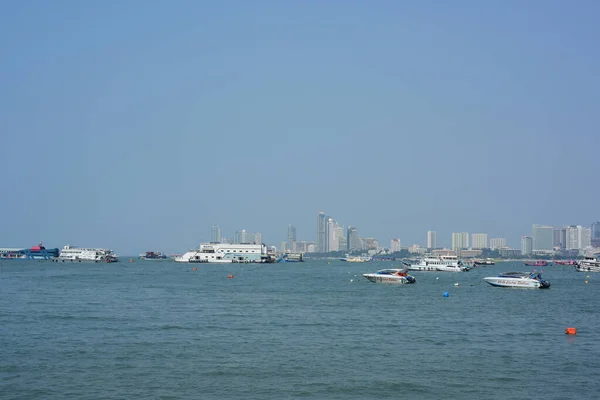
[0,243,59,260]
[277,253,304,262]
[58,245,119,263]
[175,243,275,263]
[575,255,600,272]
[406,255,470,272]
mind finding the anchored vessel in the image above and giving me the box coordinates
[407,255,470,272]
[175,243,275,263]
[277,253,304,262]
[524,260,550,267]
[138,251,168,260]
[58,245,119,263]
[363,269,416,284]
[483,271,551,289]
[0,243,59,260]
[340,255,372,262]
[575,256,600,272]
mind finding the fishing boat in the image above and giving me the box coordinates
[483,271,551,289]
[523,260,550,267]
[362,269,416,284]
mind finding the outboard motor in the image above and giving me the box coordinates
[406,276,416,284]
[539,280,551,289]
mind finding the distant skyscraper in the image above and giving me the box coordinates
[317,212,327,252]
[521,236,533,255]
[471,233,488,249]
[451,232,469,250]
[427,231,436,249]
[233,231,241,244]
[390,238,401,253]
[240,229,248,244]
[554,228,567,249]
[287,225,296,251]
[566,225,591,250]
[532,224,554,251]
[592,221,600,247]
[489,238,506,249]
[365,238,378,250]
[254,232,262,245]
[211,225,222,243]
[327,218,338,252]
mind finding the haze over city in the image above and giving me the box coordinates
[1,1,598,255]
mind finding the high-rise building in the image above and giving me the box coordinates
[317,212,327,253]
[566,225,591,250]
[427,231,436,249]
[451,232,469,250]
[233,231,241,244]
[365,238,379,250]
[592,221,600,247]
[240,229,248,244]
[489,238,506,249]
[532,224,554,251]
[553,228,567,249]
[390,238,401,253]
[254,232,262,245]
[347,226,357,251]
[521,236,533,255]
[287,225,296,251]
[471,233,488,249]
[327,218,336,252]
[210,225,222,243]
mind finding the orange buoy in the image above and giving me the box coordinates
[192,267,197,271]
[227,274,234,279]
[129,259,134,263]
[565,327,577,335]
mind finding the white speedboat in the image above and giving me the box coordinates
[363,269,416,284]
[407,255,470,272]
[483,271,551,289]
[575,256,600,272]
[341,255,372,262]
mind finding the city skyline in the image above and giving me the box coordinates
[1,2,598,255]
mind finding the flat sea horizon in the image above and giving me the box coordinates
[1,259,599,399]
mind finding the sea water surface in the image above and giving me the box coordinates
[1,259,599,400]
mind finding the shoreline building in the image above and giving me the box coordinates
[489,238,506,249]
[287,225,297,252]
[471,233,488,249]
[532,224,554,251]
[317,212,328,253]
[521,236,533,256]
[451,232,469,250]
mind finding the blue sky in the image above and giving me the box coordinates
[1,0,598,254]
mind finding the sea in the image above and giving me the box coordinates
[1,259,599,400]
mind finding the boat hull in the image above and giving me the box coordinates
[363,274,415,284]
[483,277,550,289]
[575,262,600,272]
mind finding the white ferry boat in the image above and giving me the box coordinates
[58,245,119,263]
[175,243,274,264]
[406,255,470,272]
[340,255,372,262]
[575,255,600,272]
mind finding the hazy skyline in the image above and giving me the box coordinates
[1,1,598,255]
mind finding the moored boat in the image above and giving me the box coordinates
[473,259,495,266]
[138,251,168,260]
[524,260,550,267]
[58,245,119,263]
[483,271,551,289]
[363,269,416,284]
[0,243,59,260]
[407,255,470,272]
[277,252,304,262]
[575,256,600,272]
[341,255,372,262]
[175,243,274,263]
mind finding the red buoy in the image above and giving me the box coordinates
[565,327,577,335]
[227,274,234,279]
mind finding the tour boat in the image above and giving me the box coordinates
[575,256,600,272]
[483,271,551,289]
[362,269,416,284]
[523,260,549,267]
[407,255,470,272]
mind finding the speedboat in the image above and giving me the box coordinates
[483,271,551,289]
[362,269,416,284]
